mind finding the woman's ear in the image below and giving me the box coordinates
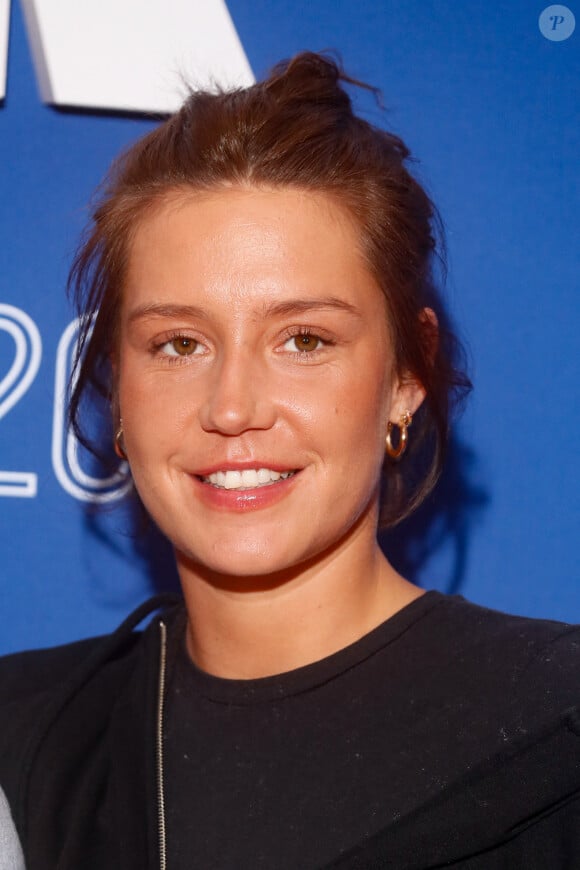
[390,375,426,424]
[389,307,438,421]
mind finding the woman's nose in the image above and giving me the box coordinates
[198,348,277,436]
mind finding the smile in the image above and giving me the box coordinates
[200,468,296,491]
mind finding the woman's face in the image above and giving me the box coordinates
[118,187,421,579]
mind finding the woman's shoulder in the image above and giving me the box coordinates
[422,592,580,713]
[427,591,579,658]
[0,594,182,709]
[0,638,106,820]
[0,629,142,791]
[0,635,107,705]
[329,594,580,869]
[429,589,577,632]
[0,597,181,822]
[0,626,149,718]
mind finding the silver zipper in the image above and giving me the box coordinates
[157,620,168,870]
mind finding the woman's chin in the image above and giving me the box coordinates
[175,542,304,589]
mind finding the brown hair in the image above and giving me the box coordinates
[69,51,470,527]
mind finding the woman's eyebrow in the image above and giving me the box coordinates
[261,297,363,318]
[127,297,363,324]
[127,303,210,324]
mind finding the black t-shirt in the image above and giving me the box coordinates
[163,591,580,869]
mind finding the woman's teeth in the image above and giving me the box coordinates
[202,468,295,490]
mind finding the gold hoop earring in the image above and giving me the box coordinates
[385,411,412,461]
[114,425,127,461]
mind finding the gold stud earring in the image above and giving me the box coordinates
[114,424,127,460]
[385,411,412,461]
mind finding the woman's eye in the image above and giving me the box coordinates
[160,337,201,357]
[283,333,323,353]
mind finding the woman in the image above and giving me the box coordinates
[0,52,578,869]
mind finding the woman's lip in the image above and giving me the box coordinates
[189,469,300,512]
[193,462,300,476]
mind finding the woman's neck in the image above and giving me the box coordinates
[177,531,422,680]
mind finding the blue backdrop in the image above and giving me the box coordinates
[1,0,578,654]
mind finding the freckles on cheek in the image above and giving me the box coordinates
[283,390,320,427]
[122,367,187,413]
[120,382,192,456]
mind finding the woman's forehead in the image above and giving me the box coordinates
[129,185,361,255]
[123,186,386,318]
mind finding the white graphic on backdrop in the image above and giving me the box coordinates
[52,318,131,503]
[0,0,9,100]
[539,5,576,40]
[0,309,129,502]
[4,0,253,111]
[0,304,42,497]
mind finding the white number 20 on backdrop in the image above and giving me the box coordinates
[0,304,130,502]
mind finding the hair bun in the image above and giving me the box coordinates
[266,51,352,112]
